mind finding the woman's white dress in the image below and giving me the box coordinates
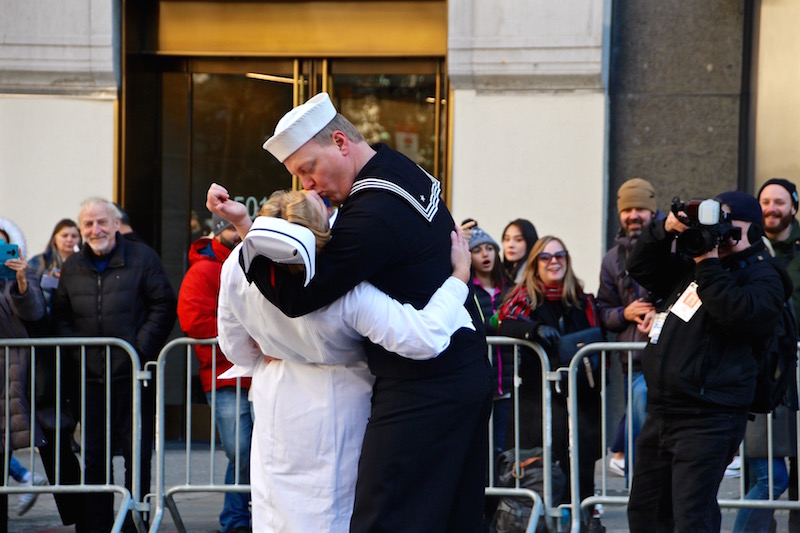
[217,244,473,532]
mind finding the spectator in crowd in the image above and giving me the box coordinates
[3,219,87,528]
[114,203,145,244]
[190,210,206,242]
[758,177,800,530]
[759,178,800,328]
[28,218,81,314]
[733,401,796,532]
[597,178,659,477]
[53,198,177,533]
[177,213,252,533]
[501,218,538,284]
[496,235,603,524]
[467,224,513,454]
[208,92,492,533]
[0,218,50,529]
[215,189,476,531]
[626,191,788,532]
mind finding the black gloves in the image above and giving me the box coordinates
[536,325,562,348]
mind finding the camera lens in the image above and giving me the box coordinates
[677,228,716,257]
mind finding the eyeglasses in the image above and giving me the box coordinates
[538,251,568,262]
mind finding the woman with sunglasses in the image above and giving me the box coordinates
[496,236,603,521]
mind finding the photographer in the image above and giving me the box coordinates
[625,191,791,532]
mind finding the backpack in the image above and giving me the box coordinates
[750,297,799,413]
[489,448,566,533]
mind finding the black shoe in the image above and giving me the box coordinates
[584,517,606,533]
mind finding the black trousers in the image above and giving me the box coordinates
[82,379,154,533]
[37,423,87,530]
[628,410,747,533]
[350,356,493,533]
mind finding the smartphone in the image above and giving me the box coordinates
[0,243,19,279]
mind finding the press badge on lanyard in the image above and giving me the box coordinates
[670,281,702,322]
[648,312,667,344]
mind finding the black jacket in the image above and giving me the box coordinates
[627,219,790,414]
[53,234,177,382]
[249,144,486,379]
[496,293,603,497]
[472,279,512,395]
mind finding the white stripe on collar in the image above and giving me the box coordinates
[350,166,441,223]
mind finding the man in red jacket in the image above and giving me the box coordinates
[177,214,252,533]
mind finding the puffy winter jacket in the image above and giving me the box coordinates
[472,278,512,396]
[597,232,651,370]
[53,234,177,382]
[0,275,47,450]
[178,237,250,393]
[627,219,789,414]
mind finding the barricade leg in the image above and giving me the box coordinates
[165,491,189,533]
[209,387,253,531]
[150,338,254,533]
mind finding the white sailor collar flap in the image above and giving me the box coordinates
[350,166,441,223]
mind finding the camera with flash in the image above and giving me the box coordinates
[671,197,742,257]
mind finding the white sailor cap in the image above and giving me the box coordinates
[262,93,337,162]
[241,216,317,287]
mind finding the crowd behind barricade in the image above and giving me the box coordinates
[1,99,799,533]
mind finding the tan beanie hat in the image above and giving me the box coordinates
[617,178,656,213]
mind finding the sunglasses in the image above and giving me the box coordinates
[538,251,568,262]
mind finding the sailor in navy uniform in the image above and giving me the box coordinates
[225,93,493,532]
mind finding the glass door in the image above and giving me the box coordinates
[160,57,447,261]
[186,60,298,237]
[327,59,448,181]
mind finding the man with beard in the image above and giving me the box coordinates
[597,178,659,478]
[177,214,252,533]
[759,178,800,328]
[53,197,176,532]
[758,177,800,532]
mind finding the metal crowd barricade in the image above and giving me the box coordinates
[149,337,250,533]
[717,341,800,518]
[0,337,146,533]
[569,341,800,533]
[485,336,554,532]
[565,341,638,533]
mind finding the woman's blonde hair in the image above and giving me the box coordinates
[258,190,331,251]
[518,236,584,308]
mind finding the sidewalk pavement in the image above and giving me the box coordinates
[9,444,226,533]
[5,449,797,532]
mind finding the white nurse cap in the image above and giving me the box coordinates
[240,216,317,287]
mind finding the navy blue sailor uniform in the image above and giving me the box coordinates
[246,143,493,533]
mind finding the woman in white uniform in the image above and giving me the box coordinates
[216,189,475,533]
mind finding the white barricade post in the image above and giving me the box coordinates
[485,336,555,532]
[0,337,145,533]
[567,340,800,533]
[149,337,250,533]
[565,341,639,533]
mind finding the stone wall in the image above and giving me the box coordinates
[0,0,116,95]
[607,0,747,243]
